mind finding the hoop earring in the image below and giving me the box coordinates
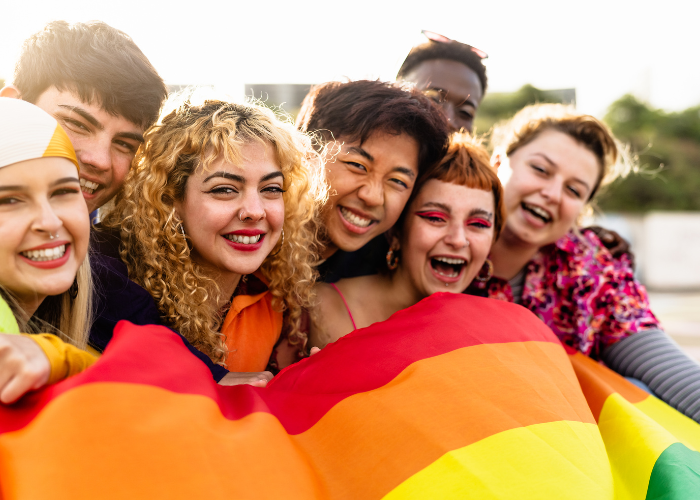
[474,259,493,283]
[386,248,399,271]
[270,229,285,257]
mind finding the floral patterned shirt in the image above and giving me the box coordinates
[469,230,660,359]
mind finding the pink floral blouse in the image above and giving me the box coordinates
[469,230,660,359]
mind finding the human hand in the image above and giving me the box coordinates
[0,334,51,404]
[584,226,635,269]
[217,371,274,388]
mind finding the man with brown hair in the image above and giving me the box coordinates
[1,20,168,212]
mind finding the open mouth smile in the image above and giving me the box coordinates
[80,178,102,196]
[224,234,262,245]
[19,243,72,269]
[430,256,466,281]
[521,202,552,223]
[222,232,266,252]
[338,206,377,234]
[21,244,67,261]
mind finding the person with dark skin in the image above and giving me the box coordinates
[397,30,632,258]
[397,31,487,134]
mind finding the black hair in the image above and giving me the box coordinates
[397,41,488,95]
[296,80,449,177]
[13,20,168,129]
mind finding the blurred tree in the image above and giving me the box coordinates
[598,95,700,212]
[474,87,699,212]
[474,84,569,134]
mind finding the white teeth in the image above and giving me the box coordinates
[80,178,99,194]
[340,207,372,228]
[21,245,66,262]
[434,256,465,266]
[524,203,551,222]
[435,269,459,278]
[225,234,262,244]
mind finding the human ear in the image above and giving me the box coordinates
[0,85,21,99]
[491,153,502,170]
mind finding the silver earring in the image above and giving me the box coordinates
[179,223,186,236]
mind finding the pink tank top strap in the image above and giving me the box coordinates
[330,283,357,331]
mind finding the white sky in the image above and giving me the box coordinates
[2,0,699,116]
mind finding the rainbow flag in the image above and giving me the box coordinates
[568,348,700,499]
[0,293,696,498]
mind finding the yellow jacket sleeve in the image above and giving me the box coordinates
[21,334,99,385]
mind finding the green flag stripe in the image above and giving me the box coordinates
[646,442,700,499]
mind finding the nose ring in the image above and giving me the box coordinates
[239,211,248,222]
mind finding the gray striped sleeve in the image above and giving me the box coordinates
[602,329,700,422]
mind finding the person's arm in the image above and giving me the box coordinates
[603,329,700,422]
[0,333,97,404]
[24,334,98,384]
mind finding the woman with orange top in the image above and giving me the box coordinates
[103,97,326,376]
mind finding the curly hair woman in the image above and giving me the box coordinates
[103,98,326,371]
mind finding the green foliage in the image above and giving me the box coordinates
[598,95,700,212]
[474,84,571,134]
[473,85,700,212]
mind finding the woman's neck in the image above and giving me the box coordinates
[16,295,44,319]
[490,228,541,281]
[383,268,428,318]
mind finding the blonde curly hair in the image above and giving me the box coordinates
[104,99,327,363]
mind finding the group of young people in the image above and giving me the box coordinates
[1,21,699,425]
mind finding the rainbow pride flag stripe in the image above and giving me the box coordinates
[0,293,697,498]
[569,348,700,499]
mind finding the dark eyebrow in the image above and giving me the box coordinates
[203,171,245,183]
[50,176,80,187]
[346,146,374,162]
[531,153,591,190]
[116,132,145,143]
[58,105,103,130]
[421,201,452,213]
[469,208,493,220]
[392,167,416,179]
[0,177,80,192]
[261,171,284,182]
[429,86,476,109]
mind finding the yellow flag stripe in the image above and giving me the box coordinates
[383,421,613,500]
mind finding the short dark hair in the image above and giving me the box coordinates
[296,80,449,176]
[13,20,168,129]
[397,41,488,95]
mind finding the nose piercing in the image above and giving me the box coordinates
[445,282,449,287]
[49,232,59,240]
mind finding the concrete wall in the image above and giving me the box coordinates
[592,212,700,291]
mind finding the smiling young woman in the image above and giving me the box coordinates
[468,103,700,422]
[103,99,326,370]
[296,80,450,282]
[309,133,503,348]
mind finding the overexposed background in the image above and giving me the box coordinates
[2,0,700,116]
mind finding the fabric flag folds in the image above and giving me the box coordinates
[0,293,696,498]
